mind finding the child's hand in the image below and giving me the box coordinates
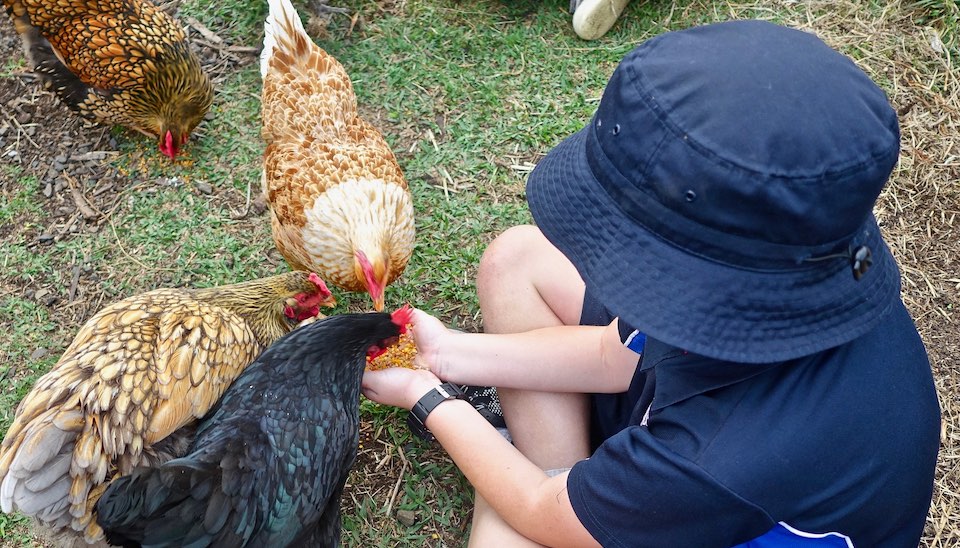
[407,308,455,378]
[361,367,442,410]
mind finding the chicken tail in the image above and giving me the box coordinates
[261,0,310,78]
[5,6,100,120]
[259,0,357,142]
[0,407,83,525]
[96,459,222,547]
[0,406,121,544]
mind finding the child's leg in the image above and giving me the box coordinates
[475,225,591,470]
[468,494,546,548]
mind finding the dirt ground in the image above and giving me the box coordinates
[1,1,959,547]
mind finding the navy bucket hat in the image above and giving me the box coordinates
[527,20,902,364]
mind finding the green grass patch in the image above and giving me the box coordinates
[0,170,42,225]
[0,297,61,436]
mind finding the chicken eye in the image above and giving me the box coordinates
[366,344,385,360]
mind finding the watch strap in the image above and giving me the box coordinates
[407,383,467,441]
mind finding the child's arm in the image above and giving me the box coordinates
[412,309,639,394]
[361,364,603,548]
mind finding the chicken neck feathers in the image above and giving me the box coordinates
[96,313,403,548]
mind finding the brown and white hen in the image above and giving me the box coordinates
[260,0,415,311]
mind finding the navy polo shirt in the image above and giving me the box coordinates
[570,300,940,547]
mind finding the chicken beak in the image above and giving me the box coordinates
[372,294,384,312]
[296,315,322,328]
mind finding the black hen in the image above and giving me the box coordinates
[94,307,412,547]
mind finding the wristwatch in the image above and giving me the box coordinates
[406,382,467,442]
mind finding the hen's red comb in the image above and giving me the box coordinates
[308,272,331,295]
[390,304,414,333]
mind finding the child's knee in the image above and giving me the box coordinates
[478,225,544,290]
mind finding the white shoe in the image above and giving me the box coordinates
[571,0,631,40]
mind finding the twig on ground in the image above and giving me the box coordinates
[184,16,245,62]
[184,16,226,45]
[6,114,40,149]
[382,446,408,517]
[64,172,100,221]
[67,264,81,302]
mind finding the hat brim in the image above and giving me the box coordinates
[527,124,900,363]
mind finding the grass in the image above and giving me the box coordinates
[1,0,958,546]
[0,169,41,225]
[0,515,30,545]
[911,0,959,52]
[0,56,23,78]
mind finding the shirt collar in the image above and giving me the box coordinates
[640,337,782,412]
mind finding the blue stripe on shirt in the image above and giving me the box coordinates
[735,523,853,547]
[616,318,646,354]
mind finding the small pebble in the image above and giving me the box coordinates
[396,509,417,527]
[30,348,48,361]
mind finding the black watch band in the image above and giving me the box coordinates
[407,383,467,442]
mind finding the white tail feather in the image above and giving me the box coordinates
[0,473,16,513]
[261,0,309,78]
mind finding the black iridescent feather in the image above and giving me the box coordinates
[95,312,402,548]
